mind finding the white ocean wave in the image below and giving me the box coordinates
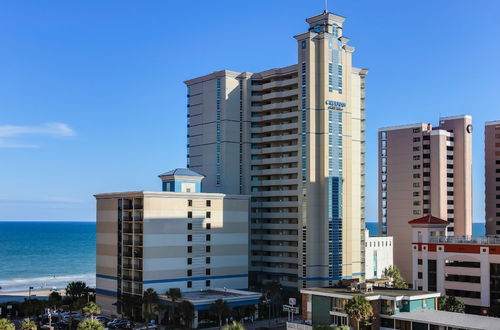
[0,273,96,293]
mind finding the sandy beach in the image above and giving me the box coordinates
[0,288,66,303]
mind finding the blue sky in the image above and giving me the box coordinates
[0,0,499,222]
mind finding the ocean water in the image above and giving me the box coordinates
[0,221,96,292]
[365,222,486,237]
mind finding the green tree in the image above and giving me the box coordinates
[209,299,230,327]
[166,288,182,324]
[0,319,15,330]
[438,296,465,313]
[222,321,245,330]
[344,295,373,330]
[143,288,159,314]
[383,266,408,289]
[82,302,101,321]
[48,291,62,308]
[66,281,88,300]
[20,319,37,330]
[177,300,195,328]
[77,318,105,330]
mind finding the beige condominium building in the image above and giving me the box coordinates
[95,168,250,315]
[185,11,367,289]
[485,120,500,235]
[378,116,473,282]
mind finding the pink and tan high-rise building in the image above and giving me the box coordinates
[485,120,500,235]
[378,115,473,282]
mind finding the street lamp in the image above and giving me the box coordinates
[264,296,272,329]
[28,286,34,302]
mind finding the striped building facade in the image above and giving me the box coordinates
[95,169,250,315]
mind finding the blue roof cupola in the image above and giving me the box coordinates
[158,168,204,193]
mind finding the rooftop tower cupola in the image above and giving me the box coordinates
[306,11,345,36]
[158,168,204,193]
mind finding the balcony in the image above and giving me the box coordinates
[429,235,500,245]
[251,111,298,123]
[123,226,133,234]
[262,77,298,90]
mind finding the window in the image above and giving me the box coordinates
[418,272,423,279]
[206,223,211,230]
[413,128,420,133]
[188,211,192,218]
[187,235,192,242]
[206,245,211,253]
[413,192,420,197]
[413,183,420,188]
[206,257,211,264]
[413,146,420,151]
[187,246,192,253]
[188,200,193,207]
[413,137,421,142]
[418,259,423,265]
[413,155,421,160]
[187,269,192,276]
[206,211,211,218]
[206,269,211,275]
[187,223,192,230]
[413,173,420,179]
[188,258,192,265]
[413,201,420,206]
[413,210,421,215]
[381,131,387,140]
[413,165,421,169]
[187,281,192,288]
[206,280,211,287]
[206,200,211,207]
[206,234,211,241]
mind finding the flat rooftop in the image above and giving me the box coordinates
[391,309,500,330]
[301,287,440,300]
[158,288,262,310]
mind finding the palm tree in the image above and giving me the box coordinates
[222,321,245,330]
[77,318,105,330]
[177,300,195,328]
[209,299,230,327]
[66,281,88,300]
[143,288,159,314]
[82,302,101,321]
[121,294,143,321]
[153,303,167,325]
[344,295,373,330]
[0,319,15,330]
[166,288,182,324]
[48,291,62,308]
[20,319,37,330]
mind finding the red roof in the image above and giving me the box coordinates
[408,215,449,225]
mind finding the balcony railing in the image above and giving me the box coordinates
[429,235,500,245]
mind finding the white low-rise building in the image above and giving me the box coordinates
[364,229,393,279]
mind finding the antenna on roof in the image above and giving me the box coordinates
[324,0,329,13]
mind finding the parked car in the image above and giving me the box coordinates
[95,315,112,325]
[107,319,135,329]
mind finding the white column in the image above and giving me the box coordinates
[412,244,419,289]
[422,245,429,291]
[436,246,446,295]
[480,247,490,309]
[193,310,199,328]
